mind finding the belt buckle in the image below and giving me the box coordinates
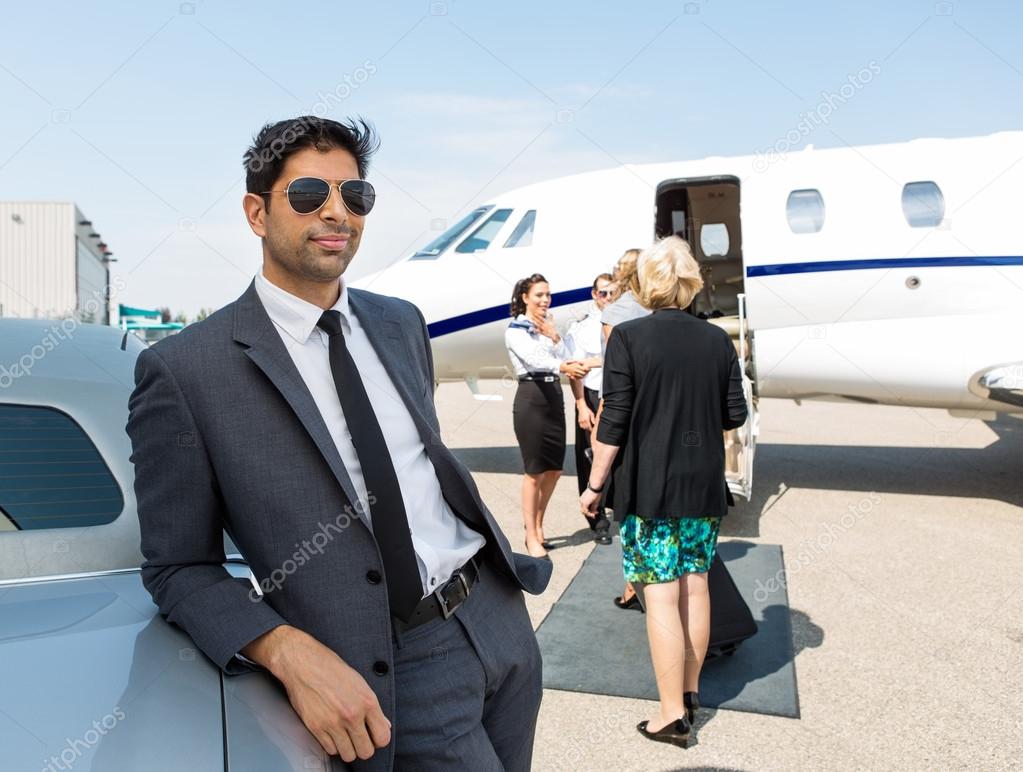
[434,565,472,620]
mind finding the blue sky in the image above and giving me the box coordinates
[2,0,1022,316]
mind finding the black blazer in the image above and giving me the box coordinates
[596,308,748,519]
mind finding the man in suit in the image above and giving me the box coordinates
[126,116,552,771]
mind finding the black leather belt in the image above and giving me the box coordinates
[393,553,482,634]
[519,373,558,383]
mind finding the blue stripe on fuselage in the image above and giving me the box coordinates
[745,254,1023,277]
[426,256,1023,338]
[427,286,593,338]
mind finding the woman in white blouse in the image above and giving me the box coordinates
[505,273,588,558]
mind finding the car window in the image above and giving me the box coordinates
[0,404,123,530]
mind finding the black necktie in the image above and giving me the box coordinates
[316,310,422,621]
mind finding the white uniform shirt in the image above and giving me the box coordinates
[567,302,604,392]
[504,313,570,376]
[254,270,485,599]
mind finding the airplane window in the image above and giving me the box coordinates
[504,210,536,248]
[411,206,493,259]
[901,181,945,227]
[0,404,123,530]
[786,189,825,234]
[700,223,730,257]
[455,208,513,253]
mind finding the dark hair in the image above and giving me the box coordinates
[592,272,613,291]
[510,273,548,317]
[243,116,380,208]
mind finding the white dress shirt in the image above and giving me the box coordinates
[504,313,571,376]
[567,302,604,392]
[254,270,485,599]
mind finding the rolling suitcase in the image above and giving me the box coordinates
[632,552,758,659]
[706,552,758,658]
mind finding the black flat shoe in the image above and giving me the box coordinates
[613,593,642,611]
[684,692,700,725]
[636,716,691,748]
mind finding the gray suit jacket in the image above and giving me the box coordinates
[126,281,552,711]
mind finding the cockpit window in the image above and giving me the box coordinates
[504,210,536,248]
[410,206,493,259]
[455,208,513,253]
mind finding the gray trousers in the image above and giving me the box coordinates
[350,558,543,771]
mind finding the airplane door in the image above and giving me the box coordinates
[654,176,758,500]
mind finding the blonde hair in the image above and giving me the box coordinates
[636,236,704,310]
[610,248,643,301]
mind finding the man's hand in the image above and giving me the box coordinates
[242,625,391,762]
[576,401,595,431]
[560,360,588,380]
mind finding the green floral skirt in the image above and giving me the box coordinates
[620,515,721,583]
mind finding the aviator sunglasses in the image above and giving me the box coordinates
[261,177,376,216]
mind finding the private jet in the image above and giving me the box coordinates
[353,130,1023,499]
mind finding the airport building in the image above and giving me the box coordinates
[0,201,114,324]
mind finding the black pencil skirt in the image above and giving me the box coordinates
[513,379,566,474]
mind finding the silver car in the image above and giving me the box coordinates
[0,320,333,771]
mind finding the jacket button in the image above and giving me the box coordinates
[366,570,382,584]
[372,660,389,676]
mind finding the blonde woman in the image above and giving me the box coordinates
[581,236,748,748]
[601,248,644,325]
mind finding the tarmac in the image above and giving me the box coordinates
[434,381,1023,772]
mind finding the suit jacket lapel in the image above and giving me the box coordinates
[232,281,366,524]
[348,290,424,424]
[349,290,487,531]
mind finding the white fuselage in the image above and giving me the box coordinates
[353,131,1023,416]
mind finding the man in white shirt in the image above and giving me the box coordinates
[127,116,551,772]
[567,273,614,543]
